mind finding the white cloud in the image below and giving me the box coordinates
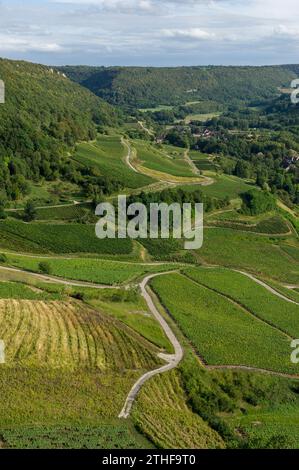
[0,0,298,65]
[162,28,215,40]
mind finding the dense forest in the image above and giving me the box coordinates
[58,65,299,109]
[0,59,120,202]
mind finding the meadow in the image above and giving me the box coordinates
[150,273,297,374]
[74,136,153,189]
[183,267,299,338]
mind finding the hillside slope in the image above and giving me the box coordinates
[0,58,119,201]
[58,65,298,109]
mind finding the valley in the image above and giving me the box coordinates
[0,58,298,450]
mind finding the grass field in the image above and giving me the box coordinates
[74,135,153,189]
[4,253,179,285]
[0,220,133,255]
[151,273,297,374]
[183,267,299,338]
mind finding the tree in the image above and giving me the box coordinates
[23,200,37,222]
[38,262,52,275]
[241,189,276,215]
[234,160,250,179]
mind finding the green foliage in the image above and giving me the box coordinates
[23,200,37,222]
[241,189,276,215]
[0,253,7,263]
[38,261,52,275]
[0,58,120,201]
[0,424,152,449]
[200,228,298,283]
[6,253,178,285]
[74,136,152,189]
[58,65,296,109]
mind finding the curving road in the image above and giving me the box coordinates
[118,272,184,419]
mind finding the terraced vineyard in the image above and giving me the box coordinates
[132,140,196,179]
[0,220,133,255]
[0,299,161,370]
[183,267,299,338]
[132,371,224,449]
[4,254,179,285]
[74,136,153,189]
[151,273,298,374]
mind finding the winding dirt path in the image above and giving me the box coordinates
[0,265,119,290]
[122,138,214,187]
[118,272,184,419]
[119,267,299,418]
[235,269,299,306]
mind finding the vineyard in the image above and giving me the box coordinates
[74,136,153,189]
[200,228,299,283]
[150,273,298,374]
[133,140,195,178]
[0,299,161,369]
[184,267,299,337]
[5,254,178,285]
[132,371,224,449]
[0,220,133,255]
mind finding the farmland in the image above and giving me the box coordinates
[150,273,297,374]
[132,370,224,449]
[3,253,179,285]
[0,220,133,255]
[179,174,255,201]
[132,140,196,178]
[74,136,153,189]
[183,267,299,338]
[206,213,291,235]
[0,299,161,369]
[199,228,299,284]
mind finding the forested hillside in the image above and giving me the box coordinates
[58,65,298,109]
[0,59,119,201]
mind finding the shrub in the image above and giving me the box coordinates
[241,189,276,215]
[0,253,7,263]
[38,261,52,275]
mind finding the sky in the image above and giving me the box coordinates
[0,0,298,66]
